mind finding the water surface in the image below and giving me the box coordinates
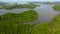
[34,4,60,23]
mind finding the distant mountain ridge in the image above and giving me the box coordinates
[0,2,9,5]
[28,2,60,5]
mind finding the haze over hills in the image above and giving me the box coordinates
[0,2,9,5]
[0,0,60,2]
[0,0,60,3]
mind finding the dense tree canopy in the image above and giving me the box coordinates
[53,5,60,11]
[0,3,38,9]
[0,10,38,34]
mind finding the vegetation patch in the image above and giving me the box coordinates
[0,21,34,34]
[52,5,60,11]
[0,3,39,10]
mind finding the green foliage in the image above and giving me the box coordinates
[53,5,60,11]
[30,23,50,34]
[0,6,4,9]
[18,4,37,9]
[0,21,34,34]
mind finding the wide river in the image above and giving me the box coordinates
[0,4,60,23]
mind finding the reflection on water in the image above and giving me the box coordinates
[0,4,60,23]
[34,4,60,23]
[0,8,30,15]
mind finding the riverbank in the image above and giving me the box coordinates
[30,13,60,34]
[53,5,60,11]
[0,10,38,23]
[0,3,39,10]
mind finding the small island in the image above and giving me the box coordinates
[0,10,38,23]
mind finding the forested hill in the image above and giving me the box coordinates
[0,2,8,5]
[28,2,60,5]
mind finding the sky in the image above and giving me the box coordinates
[0,0,60,2]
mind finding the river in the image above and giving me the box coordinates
[0,4,60,23]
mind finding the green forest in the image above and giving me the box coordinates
[53,5,60,11]
[0,10,60,34]
[0,1,60,34]
[0,3,38,9]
